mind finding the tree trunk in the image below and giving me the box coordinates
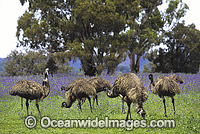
[129,52,141,74]
[107,65,117,75]
[135,55,141,73]
[130,52,136,73]
[80,56,98,76]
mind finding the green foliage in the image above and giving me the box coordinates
[5,50,47,76]
[4,50,72,76]
[46,57,58,76]
[50,52,73,74]
[147,22,200,73]
[142,62,157,73]
[126,0,188,73]
[16,0,191,75]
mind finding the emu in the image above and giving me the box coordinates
[61,81,97,112]
[61,78,87,91]
[88,77,112,93]
[61,78,88,107]
[61,77,112,108]
[88,77,112,106]
[106,73,148,120]
[148,74,184,117]
[9,68,50,116]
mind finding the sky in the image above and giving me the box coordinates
[0,0,199,58]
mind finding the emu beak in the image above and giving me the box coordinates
[61,86,65,91]
[107,91,114,98]
[180,81,184,84]
[138,109,146,119]
[61,102,66,108]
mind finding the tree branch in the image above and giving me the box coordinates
[131,1,160,39]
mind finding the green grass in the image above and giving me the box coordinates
[0,89,200,134]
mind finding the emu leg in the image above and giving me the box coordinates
[36,99,41,116]
[26,99,29,116]
[172,97,175,115]
[77,99,82,112]
[81,98,86,105]
[87,97,92,113]
[95,95,98,106]
[21,98,23,110]
[129,104,131,119]
[163,98,167,117]
[126,102,131,121]
[93,97,95,109]
[122,96,126,114]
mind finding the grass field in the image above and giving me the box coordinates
[0,73,199,133]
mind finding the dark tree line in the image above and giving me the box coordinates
[146,22,200,73]
[5,50,72,76]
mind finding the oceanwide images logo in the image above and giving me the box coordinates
[24,116,175,130]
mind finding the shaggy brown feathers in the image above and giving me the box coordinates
[62,81,97,112]
[151,77,181,96]
[63,89,76,108]
[61,77,112,108]
[107,73,148,120]
[88,77,112,93]
[61,78,87,91]
[149,74,184,117]
[9,68,50,116]
[10,80,46,100]
[167,74,184,84]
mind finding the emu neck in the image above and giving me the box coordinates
[43,75,50,98]
[43,86,50,98]
[106,89,118,98]
[66,99,74,108]
[134,102,141,113]
[150,78,155,87]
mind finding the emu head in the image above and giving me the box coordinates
[134,102,146,119]
[61,86,66,91]
[149,74,153,81]
[106,87,119,98]
[107,90,113,97]
[61,90,74,108]
[44,68,49,78]
[61,102,71,108]
[137,108,146,119]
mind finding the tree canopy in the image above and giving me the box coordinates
[5,50,71,76]
[146,22,200,73]
[14,0,200,75]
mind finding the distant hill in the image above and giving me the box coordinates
[117,56,149,73]
[69,59,81,69]
[69,56,150,73]
[0,58,5,75]
[0,56,149,75]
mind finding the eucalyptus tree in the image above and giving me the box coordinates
[16,0,189,75]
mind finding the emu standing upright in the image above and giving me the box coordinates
[148,74,184,117]
[9,68,50,116]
